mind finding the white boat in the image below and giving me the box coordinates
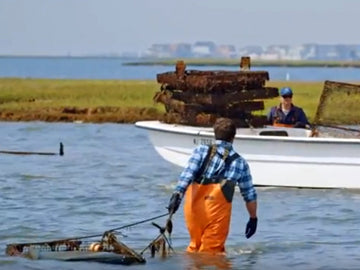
[136,120,360,189]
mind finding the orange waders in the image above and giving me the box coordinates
[183,147,238,254]
[273,122,294,128]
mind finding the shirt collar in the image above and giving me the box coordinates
[215,140,233,149]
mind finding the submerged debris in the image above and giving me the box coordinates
[6,214,174,265]
[0,142,64,156]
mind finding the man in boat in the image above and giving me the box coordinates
[167,118,258,254]
[267,87,310,128]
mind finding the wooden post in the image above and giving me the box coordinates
[240,56,251,71]
[175,60,186,78]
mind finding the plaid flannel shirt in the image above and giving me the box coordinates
[175,140,257,202]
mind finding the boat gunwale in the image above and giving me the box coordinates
[135,121,360,145]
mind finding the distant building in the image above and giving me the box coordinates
[145,44,173,58]
[301,44,317,59]
[315,45,341,60]
[172,43,192,58]
[216,45,237,58]
[143,42,360,60]
[192,41,217,57]
[302,44,360,60]
[239,45,263,58]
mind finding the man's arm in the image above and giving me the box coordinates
[267,107,274,124]
[292,107,311,128]
[245,200,258,239]
[174,145,206,193]
[168,145,208,214]
[237,160,257,203]
[228,156,258,239]
[246,200,257,218]
[297,108,310,126]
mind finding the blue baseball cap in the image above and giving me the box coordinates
[280,87,293,97]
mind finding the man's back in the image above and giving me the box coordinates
[176,140,256,202]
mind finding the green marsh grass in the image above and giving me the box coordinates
[0,78,356,123]
[0,78,160,108]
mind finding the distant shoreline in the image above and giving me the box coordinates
[123,59,360,68]
[1,55,360,68]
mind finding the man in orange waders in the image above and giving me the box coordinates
[168,118,258,254]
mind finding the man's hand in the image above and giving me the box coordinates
[294,122,306,128]
[167,192,182,214]
[245,217,258,239]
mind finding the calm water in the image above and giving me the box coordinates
[1,122,360,269]
[1,56,360,81]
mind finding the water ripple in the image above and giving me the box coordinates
[1,122,360,269]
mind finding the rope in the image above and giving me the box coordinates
[107,212,169,233]
[10,212,169,246]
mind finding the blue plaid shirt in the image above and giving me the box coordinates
[175,140,257,202]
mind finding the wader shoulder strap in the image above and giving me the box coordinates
[225,152,240,168]
[218,152,240,203]
[194,144,214,180]
[193,148,240,202]
[195,147,240,182]
[213,152,240,178]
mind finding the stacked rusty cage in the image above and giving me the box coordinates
[153,57,279,127]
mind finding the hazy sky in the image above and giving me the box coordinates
[1,0,359,55]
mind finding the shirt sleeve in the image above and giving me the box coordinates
[175,145,205,194]
[298,108,310,125]
[267,107,274,124]
[236,160,257,202]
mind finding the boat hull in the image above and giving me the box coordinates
[136,121,360,189]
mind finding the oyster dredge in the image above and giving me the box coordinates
[5,213,175,265]
[136,58,360,189]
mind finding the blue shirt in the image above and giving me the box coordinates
[175,140,257,202]
[267,104,310,126]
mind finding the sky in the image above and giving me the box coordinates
[1,0,360,56]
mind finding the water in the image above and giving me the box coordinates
[1,122,360,269]
[1,56,360,81]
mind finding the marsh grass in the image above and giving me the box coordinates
[0,78,354,123]
[0,78,164,122]
[0,78,160,108]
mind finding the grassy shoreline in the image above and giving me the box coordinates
[0,78,328,123]
[0,79,164,123]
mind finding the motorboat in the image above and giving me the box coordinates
[137,60,360,189]
[136,120,360,189]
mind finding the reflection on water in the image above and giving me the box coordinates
[183,252,233,270]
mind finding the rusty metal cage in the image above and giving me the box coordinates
[154,58,278,127]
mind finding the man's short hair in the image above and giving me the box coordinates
[213,118,236,142]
